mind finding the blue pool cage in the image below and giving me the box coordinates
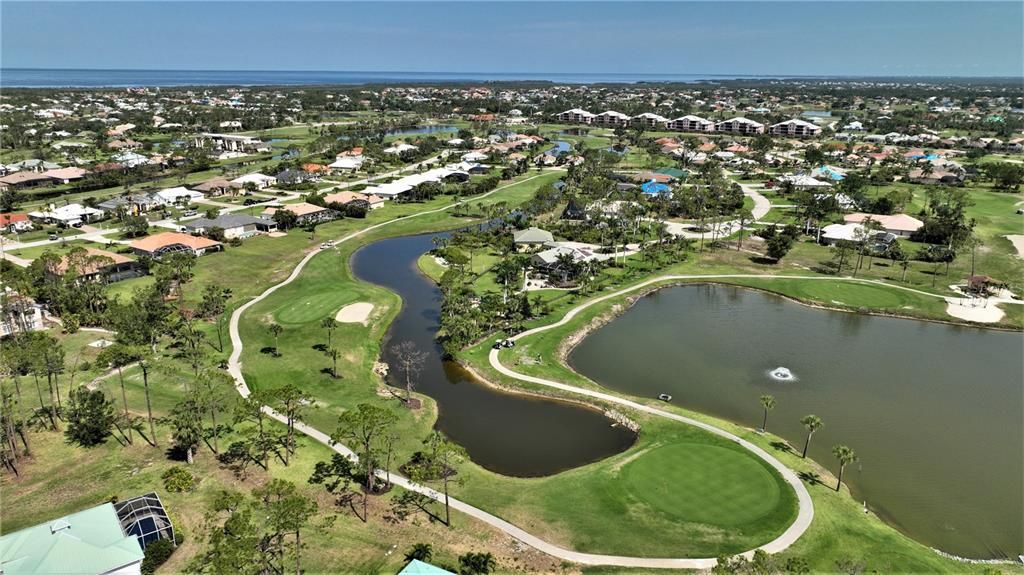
[114,492,175,550]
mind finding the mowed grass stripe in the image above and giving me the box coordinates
[621,443,781,528]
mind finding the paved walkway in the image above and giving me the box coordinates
[661,175,773,241]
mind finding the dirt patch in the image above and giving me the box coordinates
[336,302,374,325]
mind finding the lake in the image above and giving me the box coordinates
[569,284,1023,559]
[351,232,635,477]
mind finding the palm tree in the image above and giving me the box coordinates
[327,347,340,379]
[832,445,858,491]
[140,361,157,447]
[405,543,433,562]
[799,415,822,458]
[321,317,337,348]
[268,323,283,356]
[759,394,776,432]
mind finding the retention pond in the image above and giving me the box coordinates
[568,283,1023,559]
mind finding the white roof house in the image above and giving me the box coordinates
[328,156,365,171]
[821,223,865,243]
[461,151,488,162]
[112,152,149,168]
[231,173,276,189]
[383,143,418,155]
[155,186,204,204]
[779,174,832,189]
[28,203,104,226]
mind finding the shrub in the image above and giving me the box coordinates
[140,539,175,575]
[161,466,196,493]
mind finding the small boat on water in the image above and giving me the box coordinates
[658,393,672,402]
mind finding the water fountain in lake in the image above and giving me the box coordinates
[769,367,795,381]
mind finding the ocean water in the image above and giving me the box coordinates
[0,68,773,88]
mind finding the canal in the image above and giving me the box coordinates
[350,231,636,477]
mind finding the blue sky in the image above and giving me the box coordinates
[2,1,1022,77]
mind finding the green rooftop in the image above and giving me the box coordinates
[0,503,144,575]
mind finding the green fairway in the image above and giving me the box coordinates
[621,443,782,528]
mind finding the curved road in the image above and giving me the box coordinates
[225,174,962,567]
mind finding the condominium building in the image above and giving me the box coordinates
[715,117,766,135]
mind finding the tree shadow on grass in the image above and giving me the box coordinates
[748,256,779,266]
[770,440,794,454]
[259,346,279,356]
[312,343,328,353]
[164,444,189,463]
[798,470,825,487]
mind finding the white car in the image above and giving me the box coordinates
[319,241,333,249]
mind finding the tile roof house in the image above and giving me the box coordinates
[130,231,223,258]
[52,247,142,283]
[322,191,385,209]
[0,213,33,232]
[843,213,924,236]
[260,202,335,224]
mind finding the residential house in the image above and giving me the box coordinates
[0,213,33,233]
[0,493,174,575]
[715,117,765,135]
[155,186,203,205]
[182,214,274,238]
[28,203,104,227]
[192,177,233,197]
[383,143,419,155]
[843,213,924,237]
[770,119,821,138]
[44,167,90,184]
[231,173,276,190]
[52,247,143,283]
[322,191,385,210]
[275,169,317,186]
[0,171,55,191]
[328,156,365,172]
[98,193,164,215]
[260,202,335,225]
[7,159,60,172]
[130,232,223,258]
[513,227,554,248]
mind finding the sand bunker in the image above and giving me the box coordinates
[945,298,1004,324]
[1005,235,1024,259]
[336,302,374,324]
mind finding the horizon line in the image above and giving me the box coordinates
[2,67,1021,80]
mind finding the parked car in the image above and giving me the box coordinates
[243,199,257,206]
[182,209,198,217]
[48,233,58,241]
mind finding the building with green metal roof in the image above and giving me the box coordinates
[0,502,145,575]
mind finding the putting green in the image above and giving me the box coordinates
[620,442,782,527]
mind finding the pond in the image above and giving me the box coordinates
[568,284,1023,559]
[545,140,571,156]
[351,232,636,477]
[337,125,458,141]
